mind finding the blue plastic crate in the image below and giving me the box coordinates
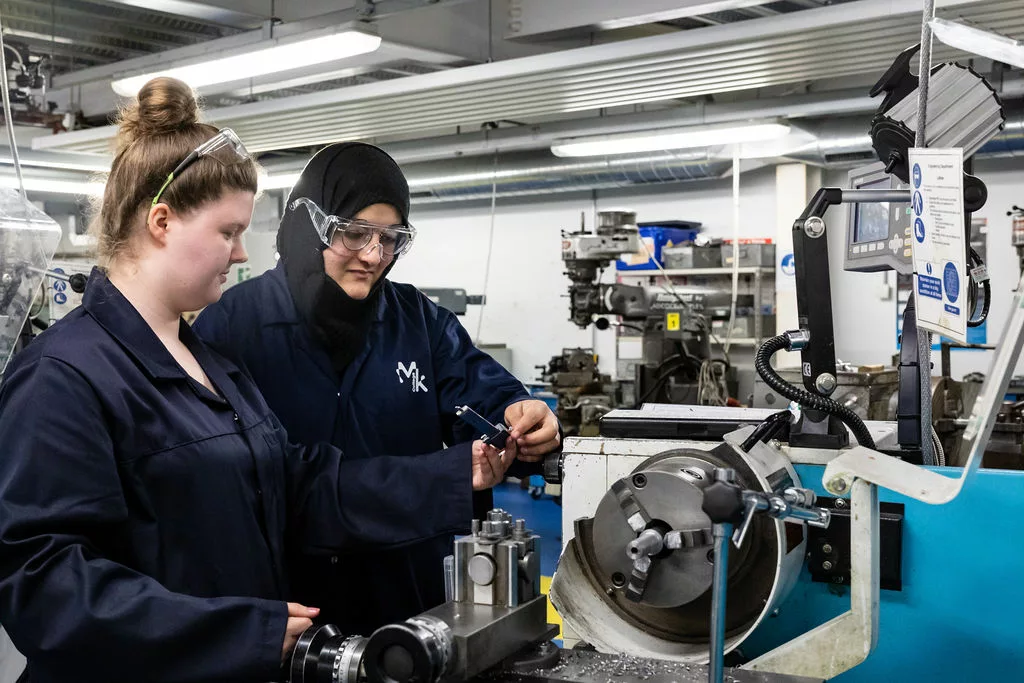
[616,221,702,271]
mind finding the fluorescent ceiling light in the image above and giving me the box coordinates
[111,30,382,96]
[260,173,301,191]
[5,29,75,45]
[930,17,1024,69]
[0,176,104,196]
[550,122,791,157]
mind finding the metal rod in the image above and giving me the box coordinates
[841,189,911,203]
[709,521,733,683]
[914,0,938,467]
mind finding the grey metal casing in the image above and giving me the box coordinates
[842,162,913,275]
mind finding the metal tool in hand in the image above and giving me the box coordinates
[700,468,830,683]
[455,405,510,450]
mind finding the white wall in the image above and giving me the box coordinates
[251,156,1023,386]
[390,165,778,382]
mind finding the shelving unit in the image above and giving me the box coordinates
[613,265,777,376]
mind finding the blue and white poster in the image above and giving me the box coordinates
[908,147,967,344]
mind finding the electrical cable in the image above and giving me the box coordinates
[755,334,876,449]
[698,358,729,406]
[474,152,498,344]
[967,246,990,327]
[931,426,946,467]
[0,7,27,201]
[725,147,740,354]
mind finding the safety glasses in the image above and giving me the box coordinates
[151,128,250,207]
[289,197,416,259]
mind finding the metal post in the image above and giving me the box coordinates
[914,0,937,466]
[708,521,732,683]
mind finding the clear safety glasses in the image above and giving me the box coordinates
[289,197,416,260]
[152,128,250,206]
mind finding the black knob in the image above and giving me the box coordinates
[594,317,611,330]
[701,479,745,525]
[68,273,88,294]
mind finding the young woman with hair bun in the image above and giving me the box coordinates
[0,77,515,683]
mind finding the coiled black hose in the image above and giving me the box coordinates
[754,334,876,449]
[968,246,989,328]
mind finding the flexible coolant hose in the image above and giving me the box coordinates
[755,335,876,450]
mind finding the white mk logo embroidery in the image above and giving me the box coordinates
[396,361,429,393]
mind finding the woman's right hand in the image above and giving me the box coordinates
[282,602,320,663]
[472,439,517,490]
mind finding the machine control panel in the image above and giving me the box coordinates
[843,161,912,275]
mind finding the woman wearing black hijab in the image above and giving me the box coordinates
[194,142,561,634]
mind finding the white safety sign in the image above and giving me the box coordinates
[908,147,968,344]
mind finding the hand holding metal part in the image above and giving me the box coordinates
[455,404,511,450]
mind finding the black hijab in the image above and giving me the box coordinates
[277,142,411,374]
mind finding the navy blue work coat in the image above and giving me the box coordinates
[0,269,473,683]
[193,264,530,633]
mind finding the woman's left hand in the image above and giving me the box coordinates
[504,400,561,462]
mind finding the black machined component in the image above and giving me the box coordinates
[701,478,744,525]
[807,497,904,591]
[896,296,924,461]
[867,43,921,183]
[754,335,877,450]
[68,272,88,294]
[740,410,792,452]
[542,451,564,485]
[290,624,344,683]
[869,43,921,112]
[363,619,450,683]
[793,189,843,399]
[455,405,510,450]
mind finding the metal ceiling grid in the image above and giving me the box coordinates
[34,0,1023,155]
[1,0,238,73]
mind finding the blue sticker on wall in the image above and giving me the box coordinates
[913,191,924,216]
[913,163,922,188]
[780,253,795,276]
[914,218,925,243]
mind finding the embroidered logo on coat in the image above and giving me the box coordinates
[396,361,429,393]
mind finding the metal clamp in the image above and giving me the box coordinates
[701,468,831,683]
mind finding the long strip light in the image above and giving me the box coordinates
[550,121,791,157]
[930,17,1024,69]
[0,173,303,196]
[111,29,382,96]
[0,176,104,196]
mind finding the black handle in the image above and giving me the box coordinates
[701,479,744,525]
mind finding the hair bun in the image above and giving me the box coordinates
[116,77,200,151]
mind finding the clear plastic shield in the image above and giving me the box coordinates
[0,189,62,373]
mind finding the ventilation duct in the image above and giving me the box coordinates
[405,151,731,202]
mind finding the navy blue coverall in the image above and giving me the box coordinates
[193,263,531,634]
[0,269,474,683]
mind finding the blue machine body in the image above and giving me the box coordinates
[741,464,1024,680]
[497,462,1024,681]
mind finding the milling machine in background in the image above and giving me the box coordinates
[536,348,619,437]
[559,210,725,410]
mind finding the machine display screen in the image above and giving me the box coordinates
[852,177,891,244]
